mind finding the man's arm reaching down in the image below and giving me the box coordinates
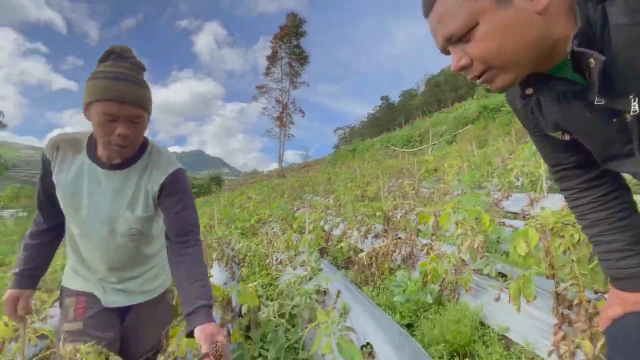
[10,153,66,290]
[506,93,640,292]
[158,168,214,338]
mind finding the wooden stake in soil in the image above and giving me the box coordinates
[305,200,310,237]
[428,124,433,155]
[18,319,26,360]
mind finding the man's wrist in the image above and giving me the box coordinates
[185,305,215,338]
[9,273,40,291]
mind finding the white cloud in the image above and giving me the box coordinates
[45,108,88,129]
[175,18,202,31]
[149,69,276,171]
[0,131,42,147]
[0,0,67,33]
[220,0,308,15]
[150,69,226,141]
[1,0,101,45]
[283,149,304,164]
[47,0,101,45]
[0,27,78,127]
[102,12,144,39]
[115,12,143,33]
[181,19,271,74]
[60,55,84,70]
[244,0,308,14]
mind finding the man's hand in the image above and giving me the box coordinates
[194,322,231,360]
[598,287,640,331]
[3,289,35,323]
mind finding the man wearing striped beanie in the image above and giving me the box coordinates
[3,45,231,359]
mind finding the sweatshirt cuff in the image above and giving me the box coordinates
[185,305,215,338]
[609,275,640,293]
[9,273,40,291]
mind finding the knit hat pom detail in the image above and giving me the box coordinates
[97,45,147,75]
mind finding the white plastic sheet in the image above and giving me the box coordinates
[458,273,557,357]
[498,193,567,215]
[307,260,432,360]
[315,191,595,359]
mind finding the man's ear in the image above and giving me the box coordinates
[83,104,90,121]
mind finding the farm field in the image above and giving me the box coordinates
[0,92,624,359]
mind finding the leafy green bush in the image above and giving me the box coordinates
[0,185,35,209]
[190,172,224,199]
[0,155,10,176]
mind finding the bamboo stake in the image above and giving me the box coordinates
[18,319,26,360]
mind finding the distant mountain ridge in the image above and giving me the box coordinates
[169,149,242,177]
[0,140,242,178]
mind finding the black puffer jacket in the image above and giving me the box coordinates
[505,0,640,291]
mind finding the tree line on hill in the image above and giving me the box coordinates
[332,67,478,150]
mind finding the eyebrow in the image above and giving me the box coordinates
[102,111,144,120]
[440,34,457,54]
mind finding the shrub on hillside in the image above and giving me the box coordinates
[0,184,36,209]
[0,156,8,176]
[190,172,224,199]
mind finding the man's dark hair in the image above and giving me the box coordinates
[422,0,512,19]
[422,0,438,18]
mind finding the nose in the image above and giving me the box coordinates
[114,124,132,139]
[450,48,472,75]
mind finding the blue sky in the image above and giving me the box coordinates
[0,0,449,171]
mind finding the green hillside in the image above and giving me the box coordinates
[193,91,609,358]
[3,90,612,359]
[0,141,42,193]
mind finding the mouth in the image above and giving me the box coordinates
[473,69,496,86]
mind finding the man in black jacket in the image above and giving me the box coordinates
[423,0,640,358]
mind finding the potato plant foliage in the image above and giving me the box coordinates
[0,92,622,359]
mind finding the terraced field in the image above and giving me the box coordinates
[0,141,41,193]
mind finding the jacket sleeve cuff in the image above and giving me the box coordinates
[609,275,640,293]
[184,305,215,338]
[9,274,40,291]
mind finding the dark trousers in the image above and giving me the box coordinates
[605,312,640,359]
[55,286,176,360]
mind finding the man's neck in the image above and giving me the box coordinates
[538,1,579,72]
[96,146,126,165]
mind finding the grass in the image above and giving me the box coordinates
[0,146,19,159]
[0,91,613,359]
[0,218,29,313]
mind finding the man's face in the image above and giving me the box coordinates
[428,0,548,92]
[85,101,149,161]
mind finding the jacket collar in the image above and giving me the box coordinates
[517,0,609,103]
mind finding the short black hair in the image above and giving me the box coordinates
[422,0,512,19]
[422,0,438,18]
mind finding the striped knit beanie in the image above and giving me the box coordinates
[83,45,152,115]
